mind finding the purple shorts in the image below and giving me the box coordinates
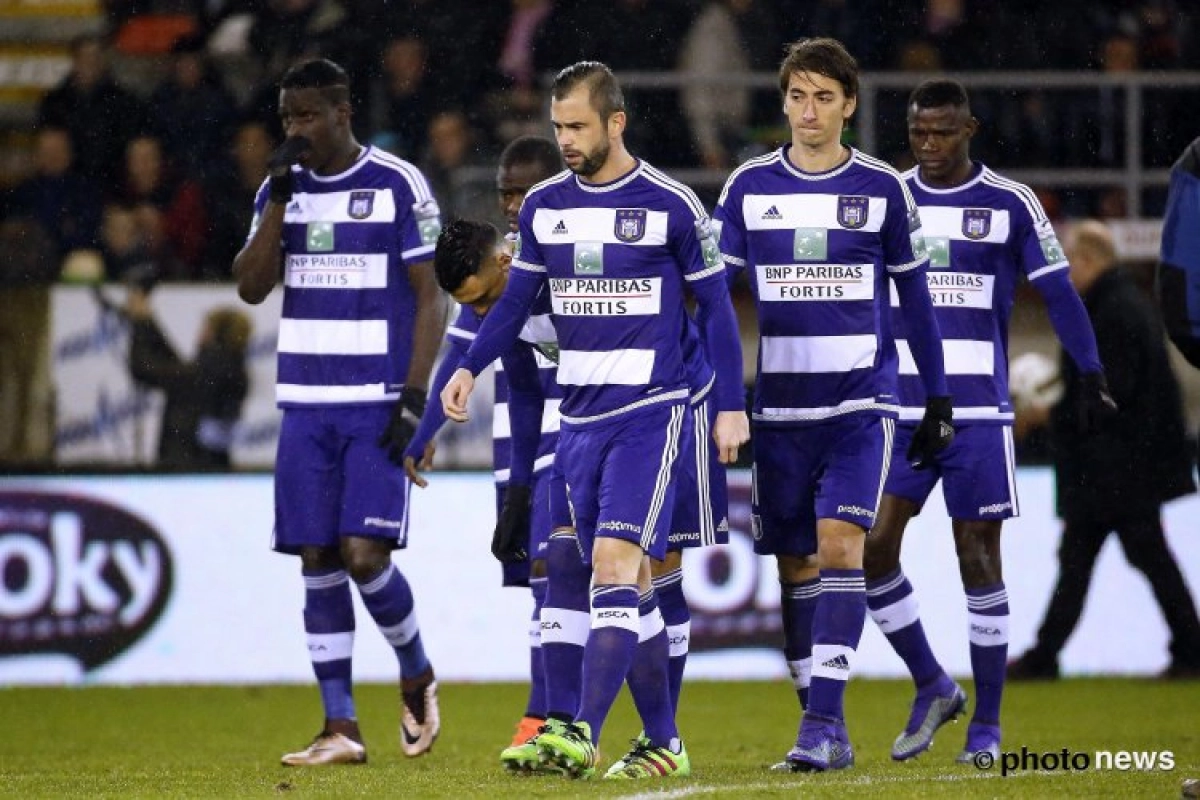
[558,402,690,564]
[497,467,555,587]
[272,405,411,555]
[669,395,730,550]
[885,423,1019,520]
[751,415,893,556]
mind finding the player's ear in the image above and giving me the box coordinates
[843,95,858,121]
[496,247,512,273]
[608,110,626,138]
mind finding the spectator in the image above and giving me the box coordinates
[1009,220,1200,680]
[365,36,436,163]
[111,134,208,278]
[201,120,274,280]
[6,126,103,263]
[148,32,238,180]
[0,217,58,464]
[678,0,781,170]
[36,33,150,186]
[125,285,252,470]
[420,110,497,225]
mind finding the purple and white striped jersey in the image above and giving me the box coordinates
[249,145,441,407]
[714,146,928,425]
[447,289,563,484]
[894,164,1067,423]
[512,160,726,426]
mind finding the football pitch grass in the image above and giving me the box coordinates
[1,678,1195,798]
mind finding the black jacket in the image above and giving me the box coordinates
[1051,268,1195,521]
[129,317,248,470]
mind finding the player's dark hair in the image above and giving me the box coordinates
[909,79,971,113]
[778,37,859,100]
[280,58,351,106]
[500,135,563,177]
[552,61,625,121]
[434,219,501,294]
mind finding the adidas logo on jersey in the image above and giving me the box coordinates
[821,654,850,671]
[552,220,568,234]
[761,205,783,220]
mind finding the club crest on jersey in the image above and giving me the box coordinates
[962,208,992,240]
[614,208,647,242]
[348,190,375,220]
[837,195,869,229]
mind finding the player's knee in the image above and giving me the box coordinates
[862,538,900,581]
[776,554,818,583]
[339,538,392,583]
[955,539,1001,586]
[299,546,342,573]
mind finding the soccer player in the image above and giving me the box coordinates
[403,136,566,750]
[713,38,952,772]
[442,61,749,779]
[232,58,445,766]
[863,78,1113,764]
[1157,135,1200,370]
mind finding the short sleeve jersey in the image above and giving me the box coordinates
[894,163,1068,423]
[513,160,725,427]
[714,146,927,426]
[249,146,442,407]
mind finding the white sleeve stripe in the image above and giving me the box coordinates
[722,253,747,267]
[1027,261,1068,281]
[367,151,435,204]
[887,255,927,274]
[716,150,779,206]
[512,258,547,273]
[446,325,475,340]
[685,263,725,282]
[402,243,435,261]
[981,172,1047,224]
[641,164,707,218]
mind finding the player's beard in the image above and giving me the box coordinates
[568,140,609,178]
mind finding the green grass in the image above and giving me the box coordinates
[0,679,1196,798]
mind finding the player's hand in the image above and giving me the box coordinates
[907,395,954,470]
[266,135,311,204]
[441,368,475,422]
[712,410,750,465]
[492,483,532,563]
[1076,371,1118,434]
[378,386,426,465]
[403,441,437,488]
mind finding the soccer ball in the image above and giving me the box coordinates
[1008,352,1063,410]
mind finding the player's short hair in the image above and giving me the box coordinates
[552,61,625,121]
[434,219,502,294]
[909,79,971,113]
[280,58,351,106]
[778,37,859,100]
[499,135,562,177]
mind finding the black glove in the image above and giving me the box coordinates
[906,395,954,470]
[378,386,426,465]
[1076,371,1118,434]
[266,135,311,204]
[492,484,532,564]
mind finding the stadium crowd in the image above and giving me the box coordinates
[2,0,1199,285]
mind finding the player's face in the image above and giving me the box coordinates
[497,161,547,233]
[278,87,350,173]
[451,245,512,317]
[551,87,615,178]
[908,104,977,185]
[783,71,855,150]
